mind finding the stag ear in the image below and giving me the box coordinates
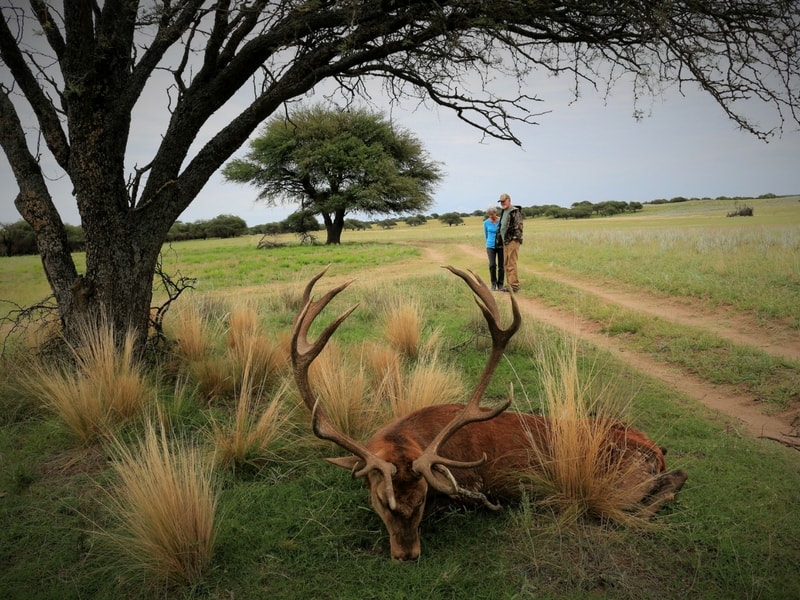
[325,456,363,472]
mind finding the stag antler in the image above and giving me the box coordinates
[291,266,399,509]
[411,265,521,506]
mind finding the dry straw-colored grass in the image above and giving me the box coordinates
[171,300,219,362]
[187,353,236,402]
[387,354,465,419]
[365,340,405,411]
[211,359,295,471]
[300,306,460,438]
[19,318,151,445]
[307,340,376,441]
[362,333,464,421]
[103,418,219,587]
[173,300,289,403]
[225,302,288,388]
[517,339,657,527]
[383,297,423,359]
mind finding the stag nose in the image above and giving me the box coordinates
[392,549,420,562]
[390,538,421,561]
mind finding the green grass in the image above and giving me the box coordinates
[1,196,800,598]
[158,238,420,292]
[521,196,800,324]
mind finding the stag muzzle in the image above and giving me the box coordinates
[388,529,422,561]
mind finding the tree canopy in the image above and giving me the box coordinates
[222,105,441,244]
[0,1,798,351]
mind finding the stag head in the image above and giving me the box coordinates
[291,265,520,560]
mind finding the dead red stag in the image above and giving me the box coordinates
[291,265,687,560]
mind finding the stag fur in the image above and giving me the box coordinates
[292,266,687,560]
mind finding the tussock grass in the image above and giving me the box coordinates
[308,340,375,440]
[171,299,289,404]
[225,301,288,389]
[387,353,465,419]
[171,300,219,362]
[210,361,295,471]
[187,353,236,402]
[303,330,463,440]
[366,340,404,411]
[362,332,463,421]
[102,418,219,588]
[384,298,422,359]
[172,301,236,402]
[516,339,657,527]
[19,318,151,445]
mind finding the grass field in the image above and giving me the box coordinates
[1,196,799,599]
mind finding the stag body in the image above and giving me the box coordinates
[292,266,687,560]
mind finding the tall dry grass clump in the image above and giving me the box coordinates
[518,340,655,526]
[20,318,151,445]
[175,301,288,403]
[170,300,236,401]
[172,300,218,362]
[364,340,404,414]
[211,360,294,470]
[362,338,464,421]
[103,419,219,588]
[388,353,466,419]
[307,341,376,441]
[225,302,287,388]
[384,298,422,359]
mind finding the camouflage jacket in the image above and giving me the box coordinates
[500,205,523,245]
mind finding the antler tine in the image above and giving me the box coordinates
[291,267,399,509]
[292,268,358,364]
[412,265,522,497]
[440,265,521,406]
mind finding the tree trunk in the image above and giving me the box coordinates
[14,185,159,354]
[77,209,161,354]
[321,211,342,245]
[324,210,346,245]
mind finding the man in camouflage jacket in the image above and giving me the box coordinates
[498,193,523,292]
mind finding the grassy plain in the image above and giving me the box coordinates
[1,196,799,599]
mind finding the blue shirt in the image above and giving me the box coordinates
[484,218,500,249]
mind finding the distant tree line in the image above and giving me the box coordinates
[647,193,778,205]
[167,215,249,241]
[467,199,645,220]
[0,194,784,256]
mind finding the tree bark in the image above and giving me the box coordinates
[322,210,346,245]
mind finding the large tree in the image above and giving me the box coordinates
[222,105,441,244]
[0,1,798,351]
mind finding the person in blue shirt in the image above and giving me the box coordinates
[483,204,504,291]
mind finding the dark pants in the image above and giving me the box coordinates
[487,246,504,287]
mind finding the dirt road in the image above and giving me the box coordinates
[421,243,800,450]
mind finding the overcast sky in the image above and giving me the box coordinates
[1,68,798,227]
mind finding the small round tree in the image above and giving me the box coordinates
[222,104,443,245]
